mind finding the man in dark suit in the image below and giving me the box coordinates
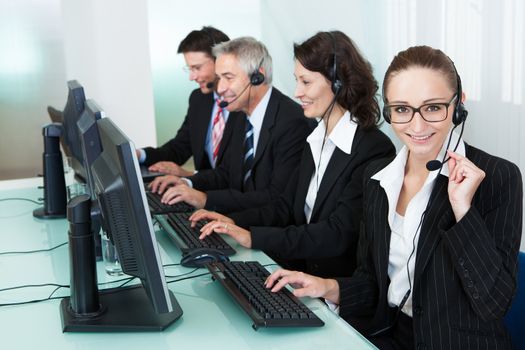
[150,37,311,214]
[136,26,239,176]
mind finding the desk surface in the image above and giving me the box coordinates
[0,179,376,350]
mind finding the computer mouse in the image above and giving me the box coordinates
[180,248,230,268]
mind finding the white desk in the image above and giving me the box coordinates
[0,179,376,349]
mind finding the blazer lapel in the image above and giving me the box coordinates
[252,89,278,168]
[293,147,315,222]
[310,130,364,219]
[217,111,243,164]
[373,185,393,287]
[414,175,454,283]
[310,149,355,219]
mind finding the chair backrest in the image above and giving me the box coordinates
[505,251,525,350]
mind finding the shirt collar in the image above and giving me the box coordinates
[247,86,272,131]
[306,111,356,155]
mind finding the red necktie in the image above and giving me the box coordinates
[212,100,226,161]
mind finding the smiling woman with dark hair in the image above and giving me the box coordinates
[189,31,395,279]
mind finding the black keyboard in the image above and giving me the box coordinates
[146,191,195,214]
[207,261,324,330]
[162,212,236,256]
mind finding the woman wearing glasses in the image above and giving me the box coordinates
[265,46,522,349]
[189,31,395,278]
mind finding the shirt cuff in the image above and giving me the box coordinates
[137,149,146,163]
[325,299,340,315]
[182,178,193,188]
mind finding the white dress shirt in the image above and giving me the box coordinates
[246,87,272,155]
[304,111,357,223]
[370,130,465,317]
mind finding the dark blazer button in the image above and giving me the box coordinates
[414,306,423,315]
[458,257,464,265]
[467,280,474,288]
[473,291,479,299]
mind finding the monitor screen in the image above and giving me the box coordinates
[91,117,177,315]
[77,99,104,200]
[61,80,87,180]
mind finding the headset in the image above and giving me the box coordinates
[201,26,216,48]
[450,62,468,126]
[327,32,343,95]
[249,58,265,86]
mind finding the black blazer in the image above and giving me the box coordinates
[230,126,395,278]
[337,145,523,349]
[143,89,240,170]
[188,87,311,213]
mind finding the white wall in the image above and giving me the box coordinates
[60,0,156,148]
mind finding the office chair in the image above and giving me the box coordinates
[505,251,525,350]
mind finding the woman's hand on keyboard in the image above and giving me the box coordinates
[189,210,234,227]
[265,269,340,304]
[199,220,252,248]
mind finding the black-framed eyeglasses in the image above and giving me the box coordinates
[385,94,457,124]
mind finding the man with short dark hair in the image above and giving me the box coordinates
[137,26,240,176]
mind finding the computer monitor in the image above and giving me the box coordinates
[60,117,183,331]
[77,99,104,200]
[61,80,87,180]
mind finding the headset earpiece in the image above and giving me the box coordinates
[249,58,265,86]
[327,32,343,95]
[451,62,468,125]
[250,70,265,86]
[382,106,392,124]
[201,26,216,47]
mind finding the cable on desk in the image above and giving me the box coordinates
[166,271,211,284]
[0,242,68,256]
[0,283,69,293]
[0,198,43,205]
[163,262,181,268]
[165,267,199,279]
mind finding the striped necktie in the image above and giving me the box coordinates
[211,99,225,163]
[243,118,254,188]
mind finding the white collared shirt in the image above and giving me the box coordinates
[371,130,465,316]
[246,87,272,155]
[304,111,357,223]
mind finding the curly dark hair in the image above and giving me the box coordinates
[294,31,380,129]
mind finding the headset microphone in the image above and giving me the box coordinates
[425,118,465,171]
[426,160,443,171]
[206,81,215,89]
[218,82,251,108]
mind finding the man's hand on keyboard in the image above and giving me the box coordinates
[264,269,340,304]
[149,161,193,177]
[199,220,252,248]
[161,183,207,209]
[149,175,184,194]
[189,209,234,228]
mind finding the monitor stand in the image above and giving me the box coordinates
[60,195,183,332]
[33,123,67,219]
